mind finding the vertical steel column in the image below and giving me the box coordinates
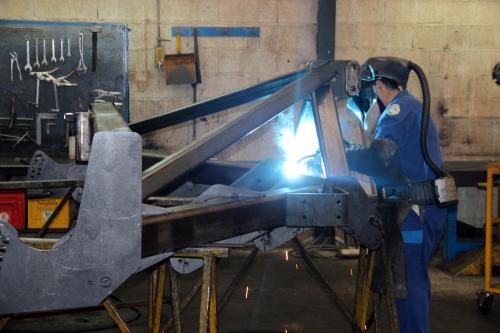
[317,0,336,61]
[312,85,349,177]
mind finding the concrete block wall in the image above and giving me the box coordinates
[0,0,318,161]
[336,0,500,161]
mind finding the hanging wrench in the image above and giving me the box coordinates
[59,39,65,62]
[51,38,57,63]
[33,35,40,69]
[77,32,87,75]
[10,51,22,82]
[66,37,71,57]
[24,35,32,72]
[41,35,48,66]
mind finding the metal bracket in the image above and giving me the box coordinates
[0,132,154,315]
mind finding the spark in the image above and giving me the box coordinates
[285,249,289,261]
[295,263,299,271]
[245,286,249,299]
[348,268,353,277]
[278,100,323,179]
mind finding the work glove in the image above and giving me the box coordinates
[346,138,397,176]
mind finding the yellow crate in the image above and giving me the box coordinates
[28,197,71,229]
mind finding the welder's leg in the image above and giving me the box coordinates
[422,205,447,263]
[396,211,429,333]
[396,242,429,333]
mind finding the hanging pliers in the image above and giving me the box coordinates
[10,51,22,82]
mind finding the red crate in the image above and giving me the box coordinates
[0,191,26,230]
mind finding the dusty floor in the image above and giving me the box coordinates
[4,246,500,333]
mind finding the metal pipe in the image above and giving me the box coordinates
[129,69,306,134]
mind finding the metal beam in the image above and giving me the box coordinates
[0,179,84,190]
[317,0,336,61]
[141,62,337,199]
[91,101,131,132]
[142,196,287,257]
[129,69,306,134]
[313,85,349,177]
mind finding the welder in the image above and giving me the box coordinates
[346,57,450,333]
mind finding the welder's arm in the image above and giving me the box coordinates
[345,138,398,176]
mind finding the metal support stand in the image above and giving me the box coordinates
[0,317,10,331]
[159,248,228,333]
[353,247,375,332]
[162,277,202,333]
[147,263,168,333]
[170,265,182,333]
[102,298,132,333]
[199,256,217,333]
[380,243,400,333]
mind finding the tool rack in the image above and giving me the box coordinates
[0,20,129,157]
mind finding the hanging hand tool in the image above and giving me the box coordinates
[91,31,97,72]
[66,37,71,57]
[191,28,202,140]
[77,32,87,75]
[59,39,65,62]
[51,38,57,63]
[10,51,22,82]
[33,35,40,69]
[30,67,59,108]
[41,70,77,112]
[24,35,32,72]
[41,35,48,66]
[8,97,16,129]
[89,89,121,100]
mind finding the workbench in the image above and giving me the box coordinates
[444,161,491,261]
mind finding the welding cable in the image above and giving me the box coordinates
[408,61,446,178]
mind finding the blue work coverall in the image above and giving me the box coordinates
[374,90,447,333]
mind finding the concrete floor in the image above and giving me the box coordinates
[4,246,500,332]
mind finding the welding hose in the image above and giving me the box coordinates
[408,61,446,178]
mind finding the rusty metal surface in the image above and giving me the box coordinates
[164,53,196,85]
[142,195,286,257]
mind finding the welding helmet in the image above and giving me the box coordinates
[360,57,410,89]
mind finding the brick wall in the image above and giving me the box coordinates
[336,0,500,161]
[4,1,495,162]
[0,0,318,161]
